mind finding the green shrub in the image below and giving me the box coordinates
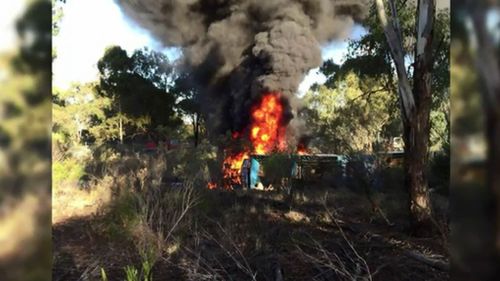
[100,190,140,240]
[52,158,85,189]
[429,149,450,195]
[101,259,152,281]
[165,142,216,186]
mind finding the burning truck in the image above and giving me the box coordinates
[116,0,370,189]
[206,92,347,190]
[239,153,347,190]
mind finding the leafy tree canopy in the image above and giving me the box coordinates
[96,46,181,131]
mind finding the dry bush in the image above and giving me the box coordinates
[53,148,171,224]
[163,143,216,187]
[182,221,258,281]
[295,203,374,281]
[133,180,198,248]
[123,181,199,280]
[96,151,201,280]
[52,175,113,224]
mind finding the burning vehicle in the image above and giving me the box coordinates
[238,153,347,190]
[116,0,370,189]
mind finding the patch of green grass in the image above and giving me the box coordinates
[52,158,85,189]
[99,191,140,240]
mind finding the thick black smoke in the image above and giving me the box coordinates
[116,0,368,138]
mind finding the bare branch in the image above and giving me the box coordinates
[375,0,416,120]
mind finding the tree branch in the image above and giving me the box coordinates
[375,0,416,120]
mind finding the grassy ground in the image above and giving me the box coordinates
[52,149,449,281]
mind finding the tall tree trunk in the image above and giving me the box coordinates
[119,115,123,144]
[193,113,199,147]
[404,79,433,230]
[119,102,123,144]
[376,0,435,231]
[407,0,435,230]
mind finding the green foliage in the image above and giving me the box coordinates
[112,260,152,281]
[101,190,141,240]
[140,258,153,281]
[303,72,396,153]
[124,266,139,281]
[430,106,450,151]
[165,141,217,184]
[52,0,64,36]
[322,55,391,89]
[52,0,65,59]
[52,158,85,188]
[429,146,450,195]
[100,268,108,281]
[96,46,181,132]
[313,2,450,152]
[170,72,205,146]
[53,83,110,145]
[53,45,194,148]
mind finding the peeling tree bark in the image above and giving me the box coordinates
[376,0,435,232]
[375,0,415,120]
[408,0,435,231]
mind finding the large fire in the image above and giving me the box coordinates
[250,93,286,155]
[212,92,287,189]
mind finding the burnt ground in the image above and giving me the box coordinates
[53,187,449,281]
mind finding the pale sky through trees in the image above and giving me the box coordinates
[0,1,26,52]
[52,0,366,93]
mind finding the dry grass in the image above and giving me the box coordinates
[131,181,199,262]
[284,210,310,223]
[295,204,374,281]
[52,176,113,224]
[86,151,202,280]
[182,221,259,281]
[52,149,449,281]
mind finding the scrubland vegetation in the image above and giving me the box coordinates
[52,144,449,281]
[50,1,451,280]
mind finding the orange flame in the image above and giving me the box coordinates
[207,182,217,190]
[221,151,248,189]
[297,143,309,155]
[209,92,287,189]
[250,93,286,155]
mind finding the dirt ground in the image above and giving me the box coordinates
[53,187,449,281]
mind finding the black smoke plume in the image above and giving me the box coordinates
[116,0,369,139]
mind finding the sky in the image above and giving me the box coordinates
[298,25,366,96]
[52,0,366,93]
[0,1,26,52]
